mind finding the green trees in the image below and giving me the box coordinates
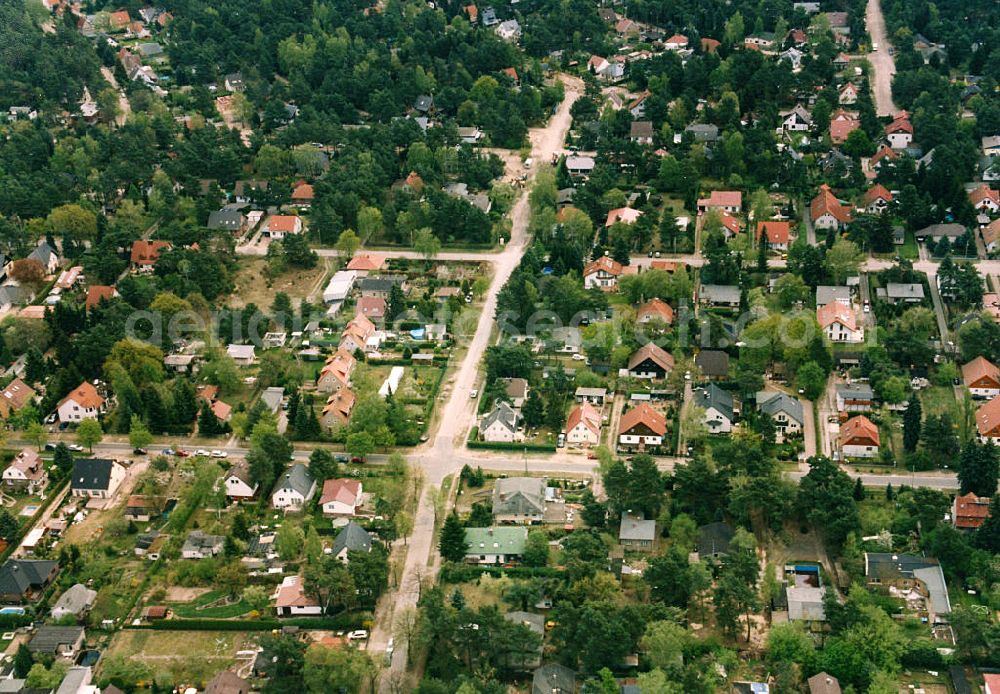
[76,418,103,452]
[902,397,922,453]
[797,456,861,553]
[438,513,468,562]
[303,644,374,694]
[601,454,664,519]
[128,415,152,450]
[958,439,999,497]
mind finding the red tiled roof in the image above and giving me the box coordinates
[346,253,386,272]
[969,184,999,207]
[885,112,913,135]
[839,415,880,447]
[976,395,1000,437]
[267,215,301,233]
[130,239,170,265]
[756,221,791,244]
[605,207,643,227]
[628,342,675,372]
[566,402,601,437]
[870,143,899,167]
[863,184,893,206]
[584,255,623,278]
[983,219,1000,246]
[829,110,860,143]
[963,356,1000,389]
[698,190,742,209]
[701,37,720,52]
[719,212,741,235]
[291,182,314,201]
[810,184,852,224]
[59,381,104,410]
[85,285,116,310]
[619,402,667,436]
[953,492,991,529]
[637,297,674,324]
[319,478,361,507]
[817,301,857,331]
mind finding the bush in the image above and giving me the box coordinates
[141,612,370,631]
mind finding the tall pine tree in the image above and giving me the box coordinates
[438,513,468,563]
[958,440,999,497]
[902,397,922,453]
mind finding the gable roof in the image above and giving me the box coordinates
[333,521,373,555]
[605,207,642,227]
[267,215,301,233]
[628,342,674,372]
[963,356,1000,387]
[502,377,529,400]
[697,190,742,209]
[695,349,729,377]
[969,184,999,207]
[829,110,860,143]
[953,492,991,529]
[863,184,893,206]
[0,559,57,597]
[807,673,842,694]
[817,301,857,331]
[204,671,250,694]
[225,462,256,489]
[810,184,852,223]
[816,285,851,306]
[637,297,674,323]
[870,143,899,167]
[696,522,734,556]
[1,378,36,411]
[59,381,104,410]
[51,583,97,618]
[840,415,880,446]
[532,663,577,694]
[274,575,319,609]
[756,220,791,244]
[583,255,624,278]
[275,463,314,497]
[983,219,1000,246]
[976,395,1000,436]
[28,240,57,267]
[85,285,116,310]
[619,402,666,436]
[130,239,170,265]
[291,182,314,201]
[27,625,84,654]
[694,384,734,421]
[320,478,362,507]
[566,402,601,437]
[347,253,387,272]
[71,459,116,491]
[482,401,521,433]
[885,112,913,135]
[757,391,805,424]
[619,511,656,541]
[493,477,545,515]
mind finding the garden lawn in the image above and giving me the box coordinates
[168,590,250,619]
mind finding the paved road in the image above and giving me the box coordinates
[865,0,900,117]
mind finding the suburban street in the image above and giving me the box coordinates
[865,0,899,117]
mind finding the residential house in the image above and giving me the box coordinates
[605,207,643,227]
[628,342,674,379]
[223,462,259,501]
[839,415,880,458]
[615,17,640,37]
[531,664,577,694]
[0,286,31,312]
[829,109,860,144]
[340,314,377,354]
[290,181,314,207]
[835,383,874,412]
[838,83,859,105]
[982,135,1000,158]
[986,674,1000,694]
[879,282,924,304]
[637,297,673,324]
[274,575,322,616]
[697,190,742,215]
[124,495,152,522]
[629,121,654,145]
[962,356,1000,398]
[583,256,624,290]
[359,275,406,300]
[618,402,667,451]
[130,239,170,272]
[619,512,656,552]
[664,33,688,49]
[492,477,545,524]
[757,391,805,440]
[695,522,734,560]
[684,123,720,143]
[321,388,356,429]
[952,492,991,530]
[331,521,373,561]
[2,449,47,494]
[565,156,595,177]
[28,241,60,274]
[458,126,484,143]
[698,284,741,307]
[50,584,97,621]
[816,285,852,308]
[0,559,58,601]
[780,47,805,70]
[787,580,827,622]
[323,271,357,305]
[480,401,522,443]
[863,553,951,622]
[575,387,608,405]
[982,219,1000,253]
[501,378,529,408]
[347,253,387,275]
[969,184,999,213]
[271,464,316,510]
[317,350,356,393]
[27,625,85,659]
[807,673,842,694]
[695,350,729,380]
[756,221,791,250]
[207,209,247,234]
[779,106,812,133]
[869,143,899,170]
[70,459,125,499]
[320,478,363,517]
[181,530,224,559]
[224,73,245,92]
[817,301,863,343]
[885,112,913,149]
[85,286,119,309]
[464,527,527,564]
[565,402,601,446]
[693,384,735,434]
[260,387,284,415]
[976,395,1000,443]
[204,671,250,694]
[495,18,521,41]
[263,215,303,239]
[233,179,268,203]
[811,184,852,230]
[916,222,965,243]
[863,184,893,214]
[226,344,255,366]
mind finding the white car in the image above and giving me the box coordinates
[195,449,210,457]
[210,450,228,459]
[68,444,84,452]
[469,389,478,398]
[348,630,369,641]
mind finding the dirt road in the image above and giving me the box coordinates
[865,0,900,117]
[100,67,130,127]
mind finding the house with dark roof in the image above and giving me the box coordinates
[181,530,225,559]
[835,383,873,412]
[223,462,258,501]
[51,584,97,621]
[27,625,84,658]
[696,522,734,560]
[693,384,735,434]
[204,671,250,694]
[808,673,841,694]
[271,464,316,510]
[332,521,373,561]
[492,477,545,523]
[480,401,522,443]
[532,663,576,694]
[864,553,951,622]
[0,559,58,601]
[207,209,247,234]
[70,459,125,499]
[695,350,729,380]
[619,511,656,552]
[628,342,674,380]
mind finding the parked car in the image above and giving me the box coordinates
[175,450,190,457]
[44,443,57,451]
[351,456,366,464]
[133,448,148,455]
[194,449,210,457]
[161,448,175,456]
[348,630,369,641]
[68,444,84,452]
[210,450,228,458]
[334,454,350,463]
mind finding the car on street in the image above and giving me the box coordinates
[348,630,369,641]
[68,444,84,452]
[133,448,148,455]
[469,388,478,398]
[195,449,210,457]
[351,456,366,464]
[175,450,190,457]
[44,443,57,451]
[162,448,175,456]
[210,450,227,458]
[334,454,350,463]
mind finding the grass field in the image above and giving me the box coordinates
[920,385,961,421]
[102,630,255,684]
[168,590,251,619]
[231,258,329,309]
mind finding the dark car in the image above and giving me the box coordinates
[334,454,349,463]
[44,443,57,451]
[351,456,366,464]
[133,448,148,455]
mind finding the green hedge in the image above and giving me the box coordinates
[368,357,448,367]
[440,563,564,583]
[0,612,34,629]
[466,432,556,454]
[136,612,370,632]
